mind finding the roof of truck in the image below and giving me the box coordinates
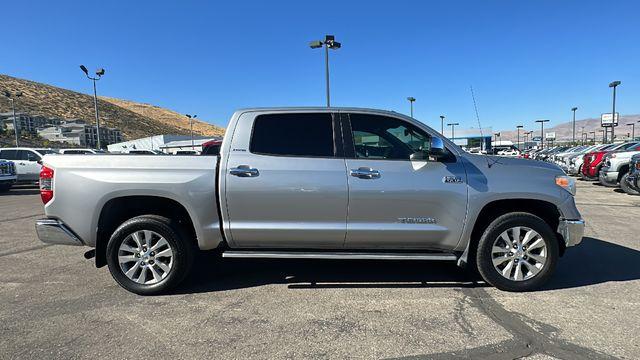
[234,107,403,115]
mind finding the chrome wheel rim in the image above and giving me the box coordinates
[118,230,174,285]
[491,226,547,282]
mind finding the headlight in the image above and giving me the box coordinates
[556,175,577,196]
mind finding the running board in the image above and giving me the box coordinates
[222,251,457,261]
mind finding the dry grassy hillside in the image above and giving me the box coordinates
[0,74,224,140]
[101,97,224,137]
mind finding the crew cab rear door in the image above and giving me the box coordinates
[341,112,468,250]
[223,111,348,248]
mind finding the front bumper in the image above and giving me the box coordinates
[558,219,585,247]
[35,219,84,246]
[598,167,618,185]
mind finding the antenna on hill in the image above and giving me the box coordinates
[470,85,493,168]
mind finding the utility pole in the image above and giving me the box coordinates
[571,107,578,144]
[609,81,621,143]
[2,90,22,146]
[309,35,341,107]
[80,65,105,149]
[407,97,415,118]
[186,114,197,150]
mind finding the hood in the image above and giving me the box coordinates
[463,153,562,172]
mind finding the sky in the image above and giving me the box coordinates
[3,0,640,131]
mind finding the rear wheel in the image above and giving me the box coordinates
[476,212,559,292]
[106,215,194,295]
[620,173,639,195]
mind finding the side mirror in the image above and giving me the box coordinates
[429,137,446,158]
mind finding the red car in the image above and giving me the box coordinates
[201,139,222,155]
[581,142,636,180]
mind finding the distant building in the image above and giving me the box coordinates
[0,112,59,134]
[107,134,219,153]
[448,127,493,152]
[37,119,123,147]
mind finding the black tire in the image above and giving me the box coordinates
[0,184,11,193]
[106,215,195,295]
[476,212,559,292]
[620,173,640,195]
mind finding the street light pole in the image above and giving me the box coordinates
[571,107,578,144]
[589,131,596,144]
[447,122,459,140]
[609,81,621,143]
[516,125,523,150]
[310,35,341,107]
[186,114,197,150]
[3,91,22,146]
[627,122,635,141]
[407,97,415,118]
[439,115,445,135]
[535,119,549,149]
[80,65,105,149]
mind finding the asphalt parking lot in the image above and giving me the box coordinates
[1,181,639,360]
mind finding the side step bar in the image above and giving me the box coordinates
[222,251,457,261]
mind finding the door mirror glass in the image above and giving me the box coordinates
[429,137,446,158]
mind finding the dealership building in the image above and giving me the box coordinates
[447,127,493,152]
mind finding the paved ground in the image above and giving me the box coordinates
[0,181,638,359]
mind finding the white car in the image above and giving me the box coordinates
[59,148,101,155]
[0,148,57,182]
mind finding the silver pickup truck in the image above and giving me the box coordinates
[35,107,584,295]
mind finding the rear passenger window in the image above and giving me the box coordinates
[0,150,18,160]
[250,113,335,157]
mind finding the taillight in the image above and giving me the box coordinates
[40,165,54,204]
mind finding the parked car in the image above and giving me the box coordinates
[59,148,101,155]
[564,145,602,175]
[0,148,57,182]
[201,139,222,156]
[598,143,640,187]
[580,142,635,180]
[623,153,640,195]
[35,107,584,295]
[127,149,163,155]
[0,158,17,192]
[175,150,198,155]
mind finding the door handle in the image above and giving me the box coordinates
[230,165,260,177]
[350,167,381,179]
[18,163,26,166]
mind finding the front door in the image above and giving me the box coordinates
[342,113,468,250]
[224,112,348,248]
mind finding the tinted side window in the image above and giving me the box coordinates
[0,150,18,160]
[250,113,334,157]
[349,114,430,160]
[19,150,40,161]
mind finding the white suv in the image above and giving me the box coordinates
[0,148,58,182]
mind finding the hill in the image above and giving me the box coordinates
[0,74,225,141]
[100,97,224,137]
[497,115,640,143]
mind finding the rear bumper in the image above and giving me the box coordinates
[35,219,84,246]
[558,219,585,247]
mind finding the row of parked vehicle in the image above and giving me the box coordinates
[528,142,640,195]
[0,141,224,192]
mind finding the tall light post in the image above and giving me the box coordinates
[186,114,197,150]
[80,65,105,149]
[2,90,22,146]
[571,107,578,144]
[516,125,523,150]
[598,129,606,143]
[608,81,621,143]
[627,122,635,141]
[535,119,549,149]
[589,131,596,144]
[309,35,341,107]
[447,122,459,140]
[523,131,529,146]
[407,97,415,118]
[439,115,445,135]
[580,126,585,145]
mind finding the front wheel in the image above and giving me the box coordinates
[620,173,640,195]
[106,215,194,295]
[476,212,559,292]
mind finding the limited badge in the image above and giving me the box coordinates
[443,176,463,184]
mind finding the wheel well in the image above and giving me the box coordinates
[95,196,196,267]
[617,165,629,182]
[469,199,565,258]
